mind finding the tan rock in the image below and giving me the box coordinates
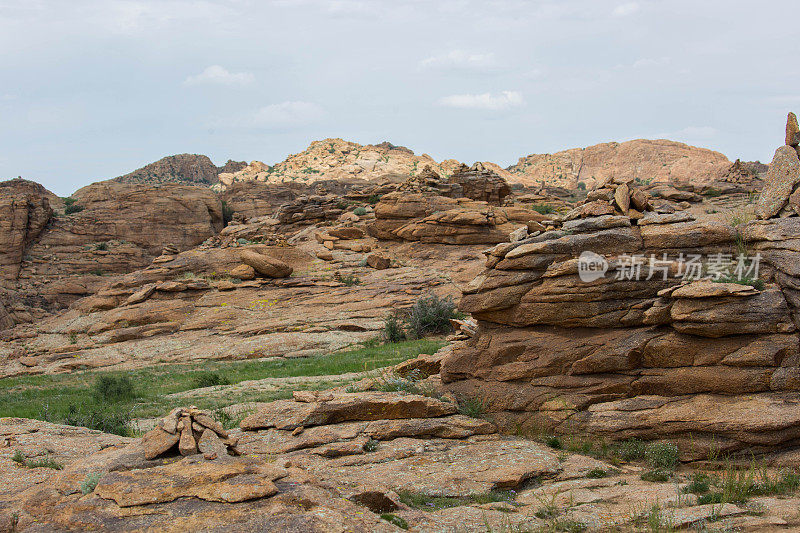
[142,427,180,460]
[366,253,391,269]
[613,183,630,214]
[178,416,197,456]
[755,146,800,219]
[230,263,256,280]
[787,111,800,147]
[240,249,292,278]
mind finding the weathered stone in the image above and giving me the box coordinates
[240,249,293,278]
[786,111,800,147]
[366,253,391,269]
[229,263,256,280]
[755,146,800,219]
[142,427,180,460]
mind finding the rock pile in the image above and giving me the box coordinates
[142,406,239,460]
[756,112,800,219]
[564,177,655,222]
[397,163,511,205]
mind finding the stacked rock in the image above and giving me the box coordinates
[142,406,239,460]
[755,112,800,219]
[563,177,654,222]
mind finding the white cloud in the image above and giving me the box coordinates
[437,91,524,111]
[632,57,670,69]
[656,126,719,140]
[249,101,326,128]
[184,65,254,86]
[613,2,640,17]
[420,50,497,71]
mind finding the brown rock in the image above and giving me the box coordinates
[240,249,292,278]
[178,416,197,456]
[366,253,391,269]
[142,427,180,460]
[328,226,365,240]
[755,146,800,219]
[787,112,800,147]
[613,183,630,214]
[229,263,256,280]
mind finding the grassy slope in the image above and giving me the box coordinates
[0,339,444,424]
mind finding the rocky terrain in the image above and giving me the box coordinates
[114,154,246,186]
[2,120,798,531]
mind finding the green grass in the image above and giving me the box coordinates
[12,450,63,470]
[713,275,765,290]
[0,339,444,429]
[396,489,516,511]
[380,513,408,529]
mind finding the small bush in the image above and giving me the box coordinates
[12,449,24,464]
[63,197,77,206]
[576,182,586,191]
[60,404,133,436]
[382,311,407,343]
[702,187,723,197]
[366,194,382,205]
[94,242,108,251]
[364,438,379,452]
[617,438,646,462]
[334,272,361,286]
[380,513,408,529]
[645,441,679,471]
[353,206,367,216]
[11,450,62,470]
[456,396,485,418]
[640,469,672,483]
[683,472,710,494]
[697,492,725,505]
[586,468,608,479]
[531,204,555,215]
[65,203,84,215]
[714,275,764,290]
[80,472,103,495]
[375,369,422,394]
[193,371,230,388]
[93,376,136,403]
[69,332,78,344]
[545,436,563,450]
[404,294,459,339]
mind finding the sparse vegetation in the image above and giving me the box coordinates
[92,375,136,403]
[713,275,765,290]
[353,206,367,216]
[545,436,563,450]
[586,467,609,478]
[64,203,84,215]
[531,204,556,215]
[80,472,103,495]
[335,272,361,286]
[396,489,516,511]
[380,293,460,343]
[380,513,408,529]
[640,470,672,483]
[193,371,230,388]
[456,395,486,418]
[364,438,379,452]
[0,339,445,426]
[645,442,679,471]
[11,450,63,470]
[382,310,407,343]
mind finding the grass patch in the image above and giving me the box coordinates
[456,395,486,418]
[193,371,230,388]
[397,489,516,511]
[713,275,764,290]
[80,472,102,495]
[645,442,679,471]
[382,293,462,342]
[531,204,556,215]
[93,375,136,403]
[380,513,408,529]
[12,450,63,470]
[0,339,445,428]
[586,468,609,479]
[640,470,672,483]
[544,436,563,450]
[682,472,710,495]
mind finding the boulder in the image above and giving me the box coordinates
[755,146,800,219]
[230,263,256,280]
[787,111,800,148]
[366,253,391,270]
[240,250,292,278]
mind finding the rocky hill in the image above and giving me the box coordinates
[507,139,734,189]
[114,154,246,186]
[215,138,467,190]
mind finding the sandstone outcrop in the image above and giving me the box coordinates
[445,204,800,458]
[368,192,550,245]
[756,113,800,219]
[0,179,53,281]
[508,139,732,189]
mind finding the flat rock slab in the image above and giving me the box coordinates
[240,391,457,430]
[295,437,561,497]
[95,455,287,506]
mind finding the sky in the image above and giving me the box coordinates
[1,0,798,196]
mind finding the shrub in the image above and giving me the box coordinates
[353,206,367,216]
[12,449,24,464]
[366,195,382,205]
[714,275,764,290]
[64,203,84,215]
[576,182,586,191]
[640,469,672,482]
[382,311,407,343]
[545,435,563,450]
[531,204,555,215]
[683,472,710,494]
[193,371,230,388]
[94,242,108,251]
[11,450,62,470]
[456,396,485,418]
[61,404,132,436]
[335,272,361,286]
[81,472,103,495]
[645,441,679,471]
[92,376,136,403]
[364,438,379,452]
[62,197,77,206]
[617,437,646,462]
[404,294,459,339]
[586,468,608,478]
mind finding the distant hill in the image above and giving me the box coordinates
[114,154,246,186]
[506,139,733,188]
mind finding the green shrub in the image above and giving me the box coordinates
[11,450,62,470]
[12,449,24,464]
[61,404,132,436]
[545,436,563,450]
[640,469,672,482]
[80,472,103,495]
[193,371,230,388]
[586,468,608,478]
[364,438,379,452]
[366,195,382,205]
[456,396,485,418]
[713,275,764,290]
[531,204,555,215]
[404,294,459,338]
[382,311,407,343]
[617,438,646,462]
[697,492,725,505]
[93,376,136,403]
[62,197,77,206]
[683,472,710,494]
[576,182,586,191]
[65,203,84,215]
[94,242,108,251]
[645,441,679,470]
[353,206,367,216]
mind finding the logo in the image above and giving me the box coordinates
[578,251,608,282]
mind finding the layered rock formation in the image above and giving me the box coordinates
[508,139,733,189]
[443,202,800,457]
[113,154,245,186]
[0,179,53,281]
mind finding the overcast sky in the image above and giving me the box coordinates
[1,0,798,195]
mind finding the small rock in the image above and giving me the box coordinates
[230,264,256,280]
[366,253,391,270]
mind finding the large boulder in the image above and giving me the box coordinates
[240,249,293,278]
[0,179,53,281]
[755,145,800,219]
